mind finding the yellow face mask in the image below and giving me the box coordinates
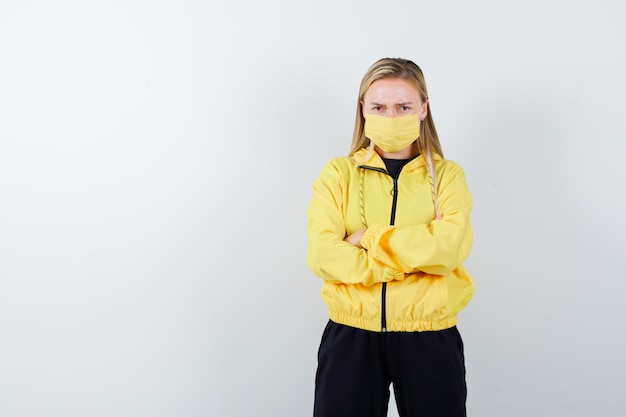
[364,114,420,153]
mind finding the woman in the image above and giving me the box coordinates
[306,58,475,417]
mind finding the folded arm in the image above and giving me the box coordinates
[360,163,473,276]
[306,161,404,286]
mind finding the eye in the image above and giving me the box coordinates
[400,105,411,111]
[372,106,381,111]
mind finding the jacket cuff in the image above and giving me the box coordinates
[361,224,383,250]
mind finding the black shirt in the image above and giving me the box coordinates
[381,155,418,179]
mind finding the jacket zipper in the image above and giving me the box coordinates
[382,176,399,332]
[360,165,399,333]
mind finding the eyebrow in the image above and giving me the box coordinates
[369,101,414,106]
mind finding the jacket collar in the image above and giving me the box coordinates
[351,147,442,172]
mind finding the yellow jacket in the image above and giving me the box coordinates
[307,148,474,332]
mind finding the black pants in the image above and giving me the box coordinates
[313,321,467,417]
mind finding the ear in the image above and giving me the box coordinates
[420,100,429,121]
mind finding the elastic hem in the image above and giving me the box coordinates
[328,310,457,333]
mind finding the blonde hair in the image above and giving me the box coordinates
[350,58,444,217]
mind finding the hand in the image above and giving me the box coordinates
[344,229,366,248]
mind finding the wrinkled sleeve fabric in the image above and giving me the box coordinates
[360,162,473,276]
[307,160,405,287]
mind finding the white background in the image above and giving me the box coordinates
[1,1,625,416]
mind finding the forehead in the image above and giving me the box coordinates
[364,78,420,102]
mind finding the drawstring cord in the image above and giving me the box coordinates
[359,167,367,228]
[425,149,441,220]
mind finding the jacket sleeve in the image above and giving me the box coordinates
[359,162,473,276]
[306,160,405,286]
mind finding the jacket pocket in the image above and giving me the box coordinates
[388,273,449,322]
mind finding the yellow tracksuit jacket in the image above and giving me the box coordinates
[307,148,474,332]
